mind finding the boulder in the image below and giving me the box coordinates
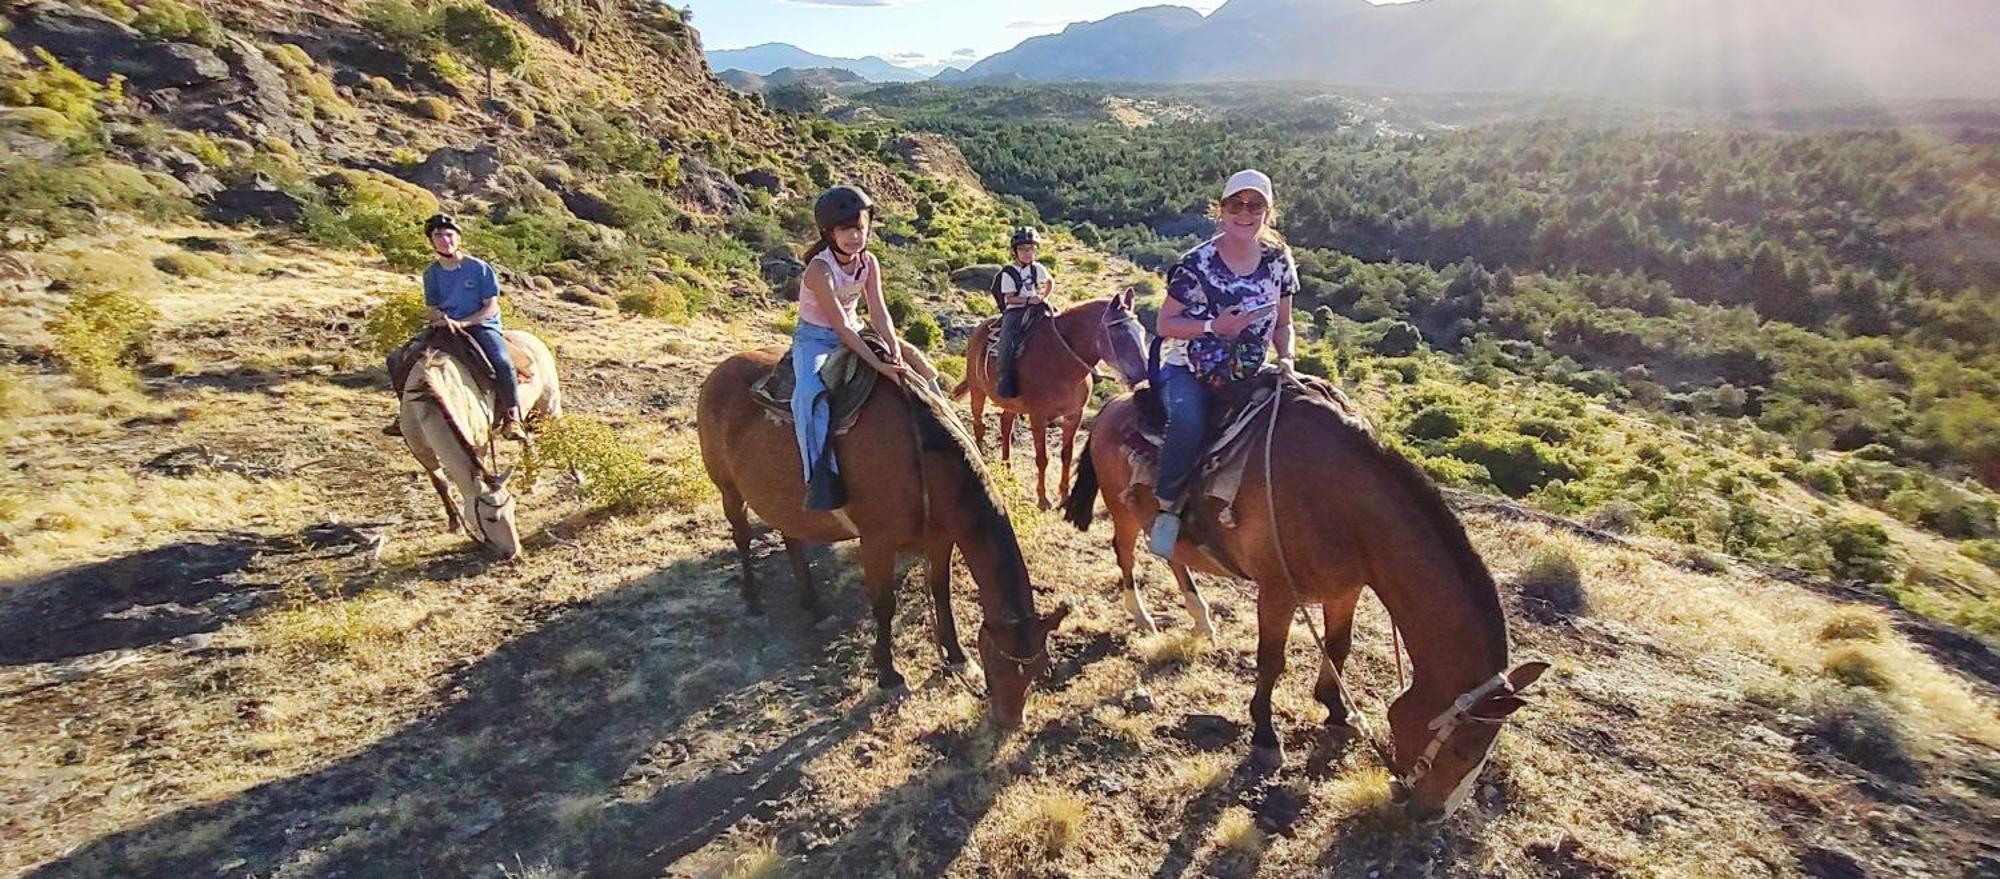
[8,3,227,89]
[204,176,305,225]
[674,155,746,214]
[405,144,504,199]
[557,185,618,226]
[760,256,805,289]
[732,167,785,195]
[950,264,1003,292]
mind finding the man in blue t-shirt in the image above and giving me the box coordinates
[385,214,523,439]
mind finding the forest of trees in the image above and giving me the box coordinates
[861,86,2000,503]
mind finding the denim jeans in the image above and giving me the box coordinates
[995,306,1029,397]
[1154,363,1210,510]
[791,321,845,483]
[463,323,519,413]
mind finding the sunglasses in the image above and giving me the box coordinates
[1221,197,1268,215]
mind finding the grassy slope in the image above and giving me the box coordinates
[0,220,1995,879]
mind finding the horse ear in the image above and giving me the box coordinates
[1118,286,1135,308]
[484,465,514,490]
[1470,695,1529,721]
[1041,601,1073,632]
[1506,660,1552,693]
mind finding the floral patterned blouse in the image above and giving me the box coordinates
[1162,237,1299,387]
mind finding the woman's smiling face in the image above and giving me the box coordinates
[1219,192,1268,243]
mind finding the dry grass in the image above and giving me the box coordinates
[1211,808,1264,855]
[1820,644,1892,690]
[1135,630,1210,668]
[1818,606,1888,641]
[987,786,1089,869]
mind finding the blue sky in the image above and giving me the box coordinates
[684,0,1415,74]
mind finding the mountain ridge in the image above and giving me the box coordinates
[704,41,926,83]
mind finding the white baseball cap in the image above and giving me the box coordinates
[1222,169,1273,204]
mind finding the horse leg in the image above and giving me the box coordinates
[1057,411,1079,500]
[428,469,462,534]
[1312,589,1364,731]
[1034,414,1054,502]
[925,538,967,667]
[1113,509,1157,633]
[784,536,821,619]
[862,539,905,690]
[1249,596,1293,770]
[720,485,761,616]
[998,412,1017,468]
[969,387,988,452]
[1170,562,1217,640]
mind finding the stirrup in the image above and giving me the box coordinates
[1147,512,1181,559]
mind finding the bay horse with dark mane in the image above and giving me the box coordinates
[953,289,1147,510]
[1064,376,1547,822]
[698,343,1069,726]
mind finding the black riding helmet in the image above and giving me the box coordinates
[1011,226,1042,249]
[814,184,873,233]
[423,213,461,236]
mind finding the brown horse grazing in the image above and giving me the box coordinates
[1064,378,1548,822]
[398,329,562,559]
[697,344,1069,726]
[953,290,1150,510]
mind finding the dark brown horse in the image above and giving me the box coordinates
[953,290,1149,510]
[698,344,1069,726]
[1065,378,1547,821]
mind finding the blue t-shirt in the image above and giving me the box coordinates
[423,257,502,328]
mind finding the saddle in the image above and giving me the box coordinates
[975,303,1053,370]
[1119,370,1364,564]
[387,327,536,401]
[748,330,889,436]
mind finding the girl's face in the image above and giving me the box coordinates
[1014,243,1038,264]
[832,213,870,256]
[1219,191,1269,244]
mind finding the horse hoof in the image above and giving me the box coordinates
[944,653,968,669]
[1250,743,1286,771]
[878,670,907,691]
[1323,721,1360,741]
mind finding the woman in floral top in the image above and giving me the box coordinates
[1148,169,1299,557]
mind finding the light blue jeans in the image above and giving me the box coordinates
[791,321,845,482]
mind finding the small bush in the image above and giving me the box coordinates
[1961,539,2000,573]
[1,48,118,143]
[525,417,714,512]
[507,107,535,129]
[1820,645,1891,689]
[1369,320,1422,356]
[1822,519,1893,584]
[902,309,942,350]
[1818,607,1887,642]
[362,291,429,357]
[1800,463,1847,496]
[1679,545,1728,574]
[1445,430,1579,498]
[1587,500,1641,533]
[1806,688,1916,779]
[1517,546,1586,616]
[47,288,159,388]
[132,0,222,48]
[410,96,454,121]
[301,169,440,270]
[76,0,138,24]
[153,251,221,278]
[616,282,689,322]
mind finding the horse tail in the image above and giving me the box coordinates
[1063,435,1099,531]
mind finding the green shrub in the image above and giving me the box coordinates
[1370,320,1422,356]
[409,96,454,121]
[1,48,118,144]
[1517,546,1587,616]
[524,416,714,512]
[1800,462,1847,496]
[1822,519,1893,584]
[362,291,428,356]
[902,308,942,350]
[264,44,360,121]
[1294,351,1332,379]
[1401,403,1466,442]
[362,0,442,50]
[132,0,222,48]
[153,251,221,278]
[47,288,158,388]
[76,0,138,24]
[0,155,191,244]
[1445,430,1579,498]
[616,281,689,322]
[1961,539,2000,572]
[301,169,441,270]
[506,107,535,129]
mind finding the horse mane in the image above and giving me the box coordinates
[408,350,494,475]
[1290,380,1508,667]
[903,381,1036,630]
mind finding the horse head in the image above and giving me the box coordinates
[473,464,523,559]
[976,600,1071,728]
[1096,287,1150,387]
[1386,660,1550,823]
